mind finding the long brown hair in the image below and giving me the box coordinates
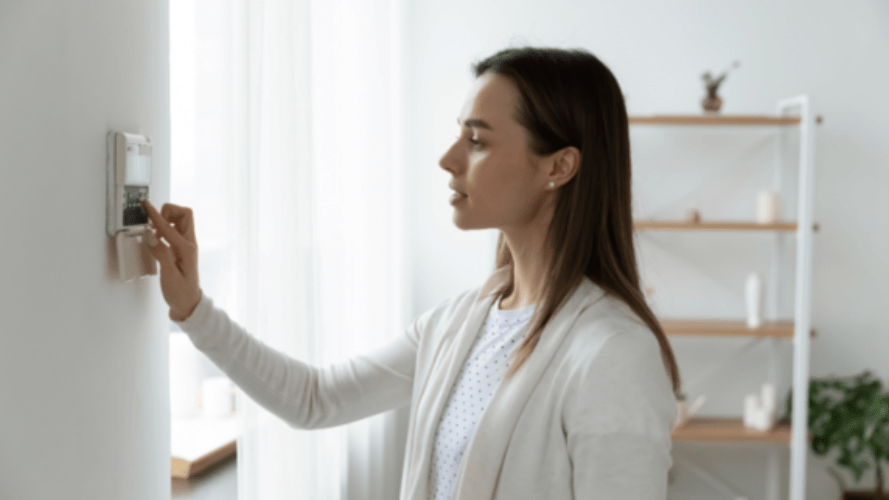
[473,46,682,397]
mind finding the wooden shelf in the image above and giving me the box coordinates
[634,220,820,232]
[661,319,816,338]
[671,417,807,443]
[629,115,801,126]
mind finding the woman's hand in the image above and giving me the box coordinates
[141,199,203,321]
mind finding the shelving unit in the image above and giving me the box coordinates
[630,99,817,500]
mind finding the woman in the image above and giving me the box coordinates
[143,46,682,500]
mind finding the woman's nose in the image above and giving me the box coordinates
[439,141,461,172]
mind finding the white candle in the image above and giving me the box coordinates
[754,405,775,431]
[760,382,776,415]
[202,377,233,418]
[756,190,779,224]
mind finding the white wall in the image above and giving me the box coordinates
[404,1,889,499]
[0,1,171,499]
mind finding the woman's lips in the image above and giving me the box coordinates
[449,192,467,204]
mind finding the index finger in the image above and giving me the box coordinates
[140,199,191,248]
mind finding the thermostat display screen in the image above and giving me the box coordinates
[122,186,149,227]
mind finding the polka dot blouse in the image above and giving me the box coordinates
[427,294,536,500]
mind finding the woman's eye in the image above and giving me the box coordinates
[455,135,483,148]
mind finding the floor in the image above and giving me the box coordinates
[171,454,237,500]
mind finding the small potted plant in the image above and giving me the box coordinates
[780,370,889,499]
[700,61,740,113]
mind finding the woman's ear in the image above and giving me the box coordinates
[552,146,581,184]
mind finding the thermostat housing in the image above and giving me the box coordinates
[106,132,152,237]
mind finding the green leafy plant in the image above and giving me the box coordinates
[781,370,889,498]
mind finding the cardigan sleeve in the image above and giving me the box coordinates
[173,292,426,430]
[562,329,677,499]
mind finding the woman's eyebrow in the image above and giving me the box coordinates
[456,117,494,131]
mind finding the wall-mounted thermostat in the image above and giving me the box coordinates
[106,132,157,282]
[106,132,152,236]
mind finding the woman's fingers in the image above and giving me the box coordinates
[141,200,196,249]
[159,203,197,243]
[140,199,203,317]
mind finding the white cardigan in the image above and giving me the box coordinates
[174,265,677,500]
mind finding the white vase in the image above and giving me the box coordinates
[202,376,234,418]
[745,272,763,328]
[170,332,200,418]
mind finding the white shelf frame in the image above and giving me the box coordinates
[780,94,816,500]
[632,97,816,500]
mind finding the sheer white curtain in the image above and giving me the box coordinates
[170,0,410,498]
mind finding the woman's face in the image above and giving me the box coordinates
[439,71,551,231]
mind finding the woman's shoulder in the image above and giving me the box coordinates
[576,292,649,334]
[561,293,656,361]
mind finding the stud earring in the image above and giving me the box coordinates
[549,181,555,189]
